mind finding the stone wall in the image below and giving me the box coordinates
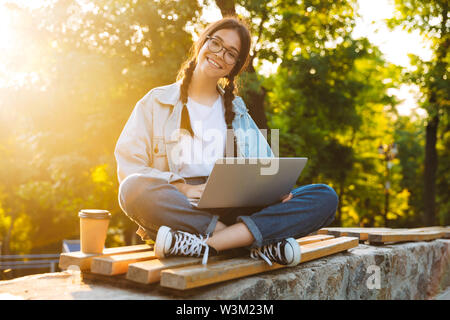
[0,239,449,300]
[187,239,450,299]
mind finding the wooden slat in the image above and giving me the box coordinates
[296,234,334,244]
[329,230,348,237]
[316,227,352,235]
[159,236,358,290]
[408,226,448,231]
[317,227,353,235]
[126,234,335,285]
[58,244,152,271]
[346,231,368,240]
[318,227,392,238]
[345,228,392,240]
[368,230,445,244]
[127,254,231,285]
[325,227,450,241]
[91,250,157,275]
[408,227,450,238]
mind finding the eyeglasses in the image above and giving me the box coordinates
[206,36,240,65]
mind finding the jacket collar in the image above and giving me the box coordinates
[154,81,182,106]
[154,81,246,115]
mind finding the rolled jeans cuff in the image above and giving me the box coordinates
[237,215,263,248]
[205,214,219,235]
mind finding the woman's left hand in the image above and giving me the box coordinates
[281,192,293,203]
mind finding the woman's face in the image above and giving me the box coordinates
[196,28,241,80]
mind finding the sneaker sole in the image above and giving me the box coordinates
[155,225,172,259]
[285,238,301,267]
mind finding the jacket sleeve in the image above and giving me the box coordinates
[245,112,275,158]
[114,95,186,185]
[233,97,275,158]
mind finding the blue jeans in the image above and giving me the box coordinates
[118,174,338,248]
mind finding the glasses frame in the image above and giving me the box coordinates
[205,36,240,65]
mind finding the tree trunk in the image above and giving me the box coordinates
[215,0,236,16]
[421,4,447,226]
[244,62,269,129]
[424,114,439,226]
[1,218,14,256]
[333,182,345,227]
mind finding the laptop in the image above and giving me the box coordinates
[189,157,307,208]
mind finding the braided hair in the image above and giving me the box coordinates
[179,59,197,135]
[176,16,251,154]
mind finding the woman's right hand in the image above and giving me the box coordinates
[172,182,206,199]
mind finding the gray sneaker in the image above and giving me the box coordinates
[155,225,211,265]
[250,238,301,267]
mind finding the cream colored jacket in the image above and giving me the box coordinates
[114,81,274,185]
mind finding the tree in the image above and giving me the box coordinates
[210,0,361,130]
[266,37,400,226]
[0,0,202,253]
[387,0,449,226]
[394,115,425,226]
[210,0,408,226]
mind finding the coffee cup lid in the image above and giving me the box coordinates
[79,209,111,219]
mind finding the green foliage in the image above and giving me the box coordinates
[0,0,202,254]
[394,115,425,225]
[387,0,449,225]
[263,11,403,225]
[0,0,446,257]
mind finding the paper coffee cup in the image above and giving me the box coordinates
[79,209,111,254]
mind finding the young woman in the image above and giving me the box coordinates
[115,16,338,266]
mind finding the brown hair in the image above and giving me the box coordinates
[176,16,251,137]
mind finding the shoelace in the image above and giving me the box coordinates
[250,241,285,266]
[168,231,210,265]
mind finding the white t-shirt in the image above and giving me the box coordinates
[178,95,227,178]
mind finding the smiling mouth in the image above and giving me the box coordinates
[207,57,222,69]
